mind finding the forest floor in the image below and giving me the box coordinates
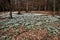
[0,12,60,40]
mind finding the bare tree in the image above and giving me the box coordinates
[9,0,13,19]
[55,0,60,16]
[17,0,21,14]
[53,0,55,16]
[44,0,47,11]
[26,0,29,12]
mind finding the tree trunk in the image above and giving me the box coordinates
[39,6,40,11]
[53,0,55,16]
[44,0,47,11]
[18,10,21,14]
[10,11,13,19]
[26,0,29,12]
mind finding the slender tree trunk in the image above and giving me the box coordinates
[26,0,28,12]
[44,0,47,11]
[53,0,55,16]
[10,0,13,19]
[18,10,21,14]
[9,10,13,19]
[57,9,60,16]
[39,6,40,11]
[17,0,21,14]
[38,0,40,11]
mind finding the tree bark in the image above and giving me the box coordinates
[53,0,55,16]
[26,0,29,12]
[18,10,21,14]
[44,0,47,11]
[10,11,13,19]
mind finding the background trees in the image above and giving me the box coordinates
[0,0,9,11]
[0,0,60,15]
[55,0,60,15]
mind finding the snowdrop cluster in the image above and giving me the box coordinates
[0,14,60,34]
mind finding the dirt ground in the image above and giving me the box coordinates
[0,11,60,15]
[0,26,60,40]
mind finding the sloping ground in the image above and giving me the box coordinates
[0,13,60,40]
